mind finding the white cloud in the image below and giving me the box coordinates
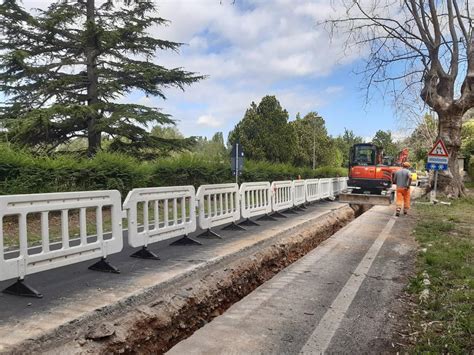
[197,115,222,128]
[324,86,344,94]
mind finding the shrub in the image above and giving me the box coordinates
[0,146,347,196]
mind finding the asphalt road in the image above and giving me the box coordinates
[168,205,417,354]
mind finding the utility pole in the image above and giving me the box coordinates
[235,143,239,184]
[312,118,317,170]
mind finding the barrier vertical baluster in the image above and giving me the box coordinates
[164,200,169,227]
[173,199,178,226]
[61,210,69,249]
[41,211,50,252]
[154,200,159,229]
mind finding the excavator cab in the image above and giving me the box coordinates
[349,144,378,167]
[340,143,404,205]
[348,143,392,194]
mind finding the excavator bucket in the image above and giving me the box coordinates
[338,191,394,206]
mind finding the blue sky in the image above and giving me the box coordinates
[148,0,402,141]
[19,0,406,141]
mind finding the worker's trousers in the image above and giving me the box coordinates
[396,187,411,211]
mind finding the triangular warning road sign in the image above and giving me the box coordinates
[428,139,449,157]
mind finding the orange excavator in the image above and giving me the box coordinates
[384,148,409,175]
[339,144,409,205]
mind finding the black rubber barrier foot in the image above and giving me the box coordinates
[89,258,120,274]
[257,214,277,221]
[130,246,160,260]
[270,211,287,218]
[222,222,246,231]
[239,218,260,227]
[2,278,43,298]
[170,235,202,246]
[283,208,298,215]
[197,228,222,239]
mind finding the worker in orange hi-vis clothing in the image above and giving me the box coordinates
[392,162,412,217]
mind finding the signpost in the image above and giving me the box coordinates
[231,143,244,184]
[425,139,449,203]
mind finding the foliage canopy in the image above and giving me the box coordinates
[0,0,203,156]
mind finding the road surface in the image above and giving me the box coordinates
[168,205,416,354]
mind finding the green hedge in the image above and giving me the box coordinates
[0,147,347,196]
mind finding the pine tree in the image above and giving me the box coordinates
[0,0,203,156]
[228,96,297,163]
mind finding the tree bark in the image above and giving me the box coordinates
[436,111,465,197]
[85,0,101,157]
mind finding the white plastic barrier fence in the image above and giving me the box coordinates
[196,183,240,229]
[240,182,272,219]
[271,180,294,212]
[331,177,340,196]
[0,190,123,282]
[339,177,348,191]
[319,178,332,198]
[123,186,196,248]
[293,180,306,206]
[305,179,321,202]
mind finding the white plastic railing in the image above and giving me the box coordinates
[339,177,348,191]
[123,186,196,248]
[319,178,332,198]
[271,180,294,212]
[196,183,240,229]
[331,177,340,196]
[293,180,306,206]
[305,179,321,202]
[0,190,123,282]
[240,182,272,219]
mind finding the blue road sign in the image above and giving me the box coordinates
[426,163,448,171]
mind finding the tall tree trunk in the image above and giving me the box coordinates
[85,0,101,157]
[436,111,465,197]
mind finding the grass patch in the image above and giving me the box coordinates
[407,194,474,353]
[464,181,474,189]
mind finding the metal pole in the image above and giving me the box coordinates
[312,121,316,170]
[235,143,239,185]
[430,170,438,203]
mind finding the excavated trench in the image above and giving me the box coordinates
[13,204,368,355]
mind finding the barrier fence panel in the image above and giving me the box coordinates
[271,180,294,212]
[240,182,272,219]
[196,184,240,233]
[293,180,306,206]
[319,178,332,199]
[305,179,321,202]
[339,177,348,191]
[331,177,340,196]
[123,186,197,253]
[0,190,123,297]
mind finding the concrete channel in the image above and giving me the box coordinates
[0,200,367,354]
